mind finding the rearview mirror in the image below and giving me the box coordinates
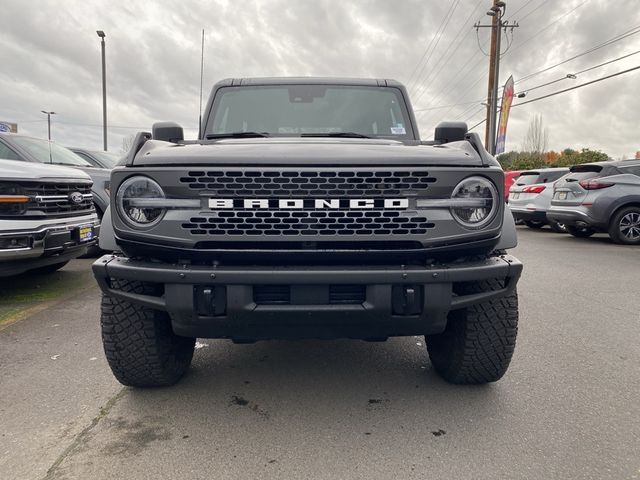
[152,121,184,143]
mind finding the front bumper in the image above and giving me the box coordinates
[0,217,100,276]
[93,254,523,341]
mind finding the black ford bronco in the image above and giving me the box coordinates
[93,78,522,387]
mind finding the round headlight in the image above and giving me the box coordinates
[116,176,165,228]
[450,176,499,229]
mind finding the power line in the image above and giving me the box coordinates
[409,0,462,94]
[416,47,487,125]
[468,118,486,131]
[513,64,640,107]
[516,0,553,22]
[504,0,590,61]
[516,24,640,84]
[423,17,638,130]
[425,64,640,142]
[517,48,640,95]
[504,0,537,20]
[414,99,484,112]
[407,0,460,91]
[412,0,484,103]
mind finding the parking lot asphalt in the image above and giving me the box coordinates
[1,227,638,480]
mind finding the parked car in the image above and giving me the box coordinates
[0,133,111,254]
[508,167,570,232]
[0,159,99,276]
[547,160,640,244]
[504,170,522,202]
[69,147,120,169]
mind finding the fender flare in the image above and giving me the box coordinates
[98,205,118,251]
[496,205,518,250]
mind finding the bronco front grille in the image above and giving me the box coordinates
[180,169,436,197]
[182,210,435,237]
[178,168,438,238]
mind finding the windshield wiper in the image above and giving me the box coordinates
[206,132,269,139]
[300,132,371,139]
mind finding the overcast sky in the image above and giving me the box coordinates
[1,0,638,158]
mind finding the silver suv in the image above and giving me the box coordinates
[547,160,640,244]
[508,168,569,232]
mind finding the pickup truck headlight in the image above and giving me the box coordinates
[450,176,498,229]
[116,176,165,228]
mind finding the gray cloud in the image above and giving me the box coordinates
[0,0,638,157]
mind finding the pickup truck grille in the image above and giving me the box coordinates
[23,182,93,217]
[180,169,436,197]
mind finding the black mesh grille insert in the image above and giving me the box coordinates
[182,210,435,237]
[180,169,436,197]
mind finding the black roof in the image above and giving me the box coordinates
[213,77,405,88]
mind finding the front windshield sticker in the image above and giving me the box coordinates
[390,124,406,135]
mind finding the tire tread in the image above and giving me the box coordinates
[426,279,518,384]
[101,279,195,387]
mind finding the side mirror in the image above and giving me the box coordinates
[434,121,468,144]
[152,121,184,143]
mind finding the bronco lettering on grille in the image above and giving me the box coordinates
[208,198,409,210]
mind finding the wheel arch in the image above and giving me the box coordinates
[608,200,640,228]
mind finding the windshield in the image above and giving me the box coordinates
[12,136,91,166]
[206,85,413,140]
[91,151,119,168]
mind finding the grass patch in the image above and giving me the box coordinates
[0,263,95,327]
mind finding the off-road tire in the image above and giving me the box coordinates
[607,206,640,245]
[548,220,568,234]
[524,220,545,229]
[567,225,595,238]
[101,279,195,387]
[426,279,518,384]
[28,261,69,275]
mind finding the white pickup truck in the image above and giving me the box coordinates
[0,159,100,276]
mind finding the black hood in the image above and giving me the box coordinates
[131,137,485,167]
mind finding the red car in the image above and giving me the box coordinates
[504,170,522,202]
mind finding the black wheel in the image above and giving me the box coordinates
[549,220,568,233]
[524,220,545,229]
[28,261,69,275]
[608,206,640,245]
[567,225,595,238]
[426,279,518,384]
[101,279,195,387]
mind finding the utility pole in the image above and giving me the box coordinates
[475,1,518,155]
[40,110,56,141]
[97,30,107,151]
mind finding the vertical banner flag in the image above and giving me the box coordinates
[495,75,514,155]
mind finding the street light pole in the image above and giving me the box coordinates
[97,30,107,151]
[40,110,56,141]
